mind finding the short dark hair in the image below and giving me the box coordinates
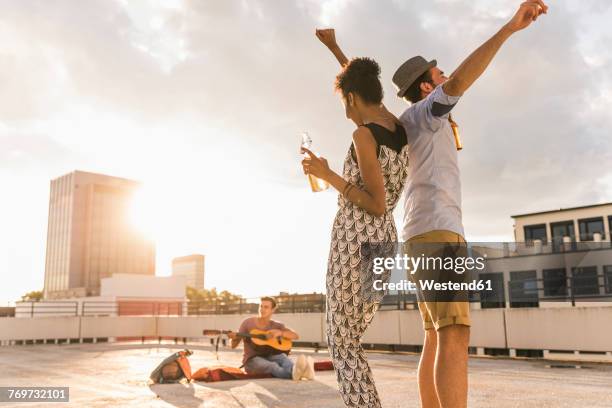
[335,57,383,105]
[403,69,433,104]
[260,296,277,308]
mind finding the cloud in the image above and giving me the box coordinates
[0,131,80,171]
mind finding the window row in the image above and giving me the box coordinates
[524,216,612,244]
[479,266,612,309]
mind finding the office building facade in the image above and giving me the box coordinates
[512,202,612,246]
[477,203,612,309]
[172,254,205,289]
[43,170,155,299]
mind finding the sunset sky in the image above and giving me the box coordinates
[1,0,611,304]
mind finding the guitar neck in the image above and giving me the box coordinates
[235,332,259,339]
[203,330,266,340]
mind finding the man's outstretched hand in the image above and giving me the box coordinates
[316,28,338,49]
[505,0,548,33]
[442,0,548,97]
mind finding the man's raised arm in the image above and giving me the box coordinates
[316,29,349,67]
[443,0,548,97]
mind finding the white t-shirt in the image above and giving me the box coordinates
[399,85,464,241]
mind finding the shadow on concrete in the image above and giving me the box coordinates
[149,378,343,408]
[196,378,343,408]
[149,382,204,408]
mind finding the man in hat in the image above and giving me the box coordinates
[316,1,548,406]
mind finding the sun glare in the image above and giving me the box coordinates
[129,186,161,240]
[127,179,207,259]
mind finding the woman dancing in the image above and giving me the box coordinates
[301,30,409,408]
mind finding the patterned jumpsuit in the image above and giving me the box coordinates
[326,123,409,407]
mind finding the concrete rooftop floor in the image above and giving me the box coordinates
[1,342,611,407]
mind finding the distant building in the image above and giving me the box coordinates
[172,254,205,289]
[43,170,155,299]
[100,274,186,317]
[274,292,326,313]
[0,307,15,317]
[512,202,612,245]
[476,203,612,309]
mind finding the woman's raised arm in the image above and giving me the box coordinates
[315,28,349,67]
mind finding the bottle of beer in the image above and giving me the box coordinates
[300,132,330,192]
[448,114,463,151]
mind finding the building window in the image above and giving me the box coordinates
[571,266,599,296]
[543,268,567,297]
[550,221,576,252]
[605,266,612,294]
[524,224,547,244]
[609,216,612,242]
[509,270,539,308]
[479,272,505,309]
[578,217,604,241]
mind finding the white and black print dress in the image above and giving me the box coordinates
[326,122,409,407]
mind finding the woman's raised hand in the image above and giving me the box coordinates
[315,28,338,49]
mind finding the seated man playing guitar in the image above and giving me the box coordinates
[228,296,312,380]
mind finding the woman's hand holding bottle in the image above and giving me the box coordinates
[301,147,331,181]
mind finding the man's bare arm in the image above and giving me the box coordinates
[316,29,349,67]
[443,0,548,97]
[281,328,299,341]
[228,331,242,349]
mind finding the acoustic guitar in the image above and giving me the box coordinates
[202,329,292,352]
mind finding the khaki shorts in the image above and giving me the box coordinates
[404,230,471,331]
